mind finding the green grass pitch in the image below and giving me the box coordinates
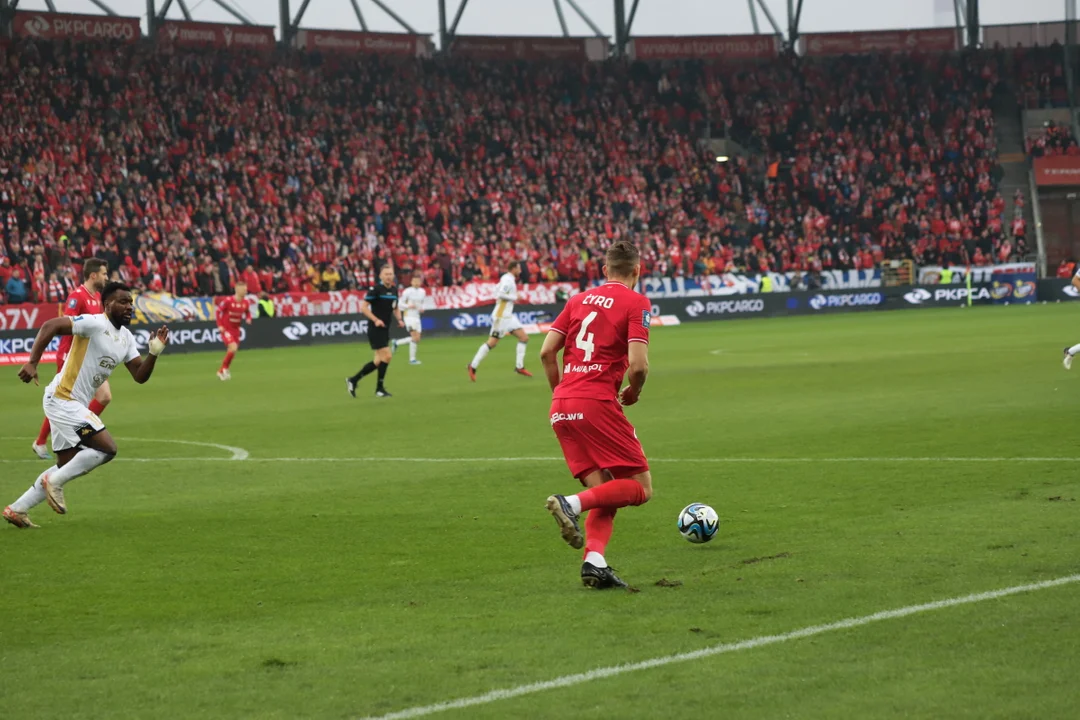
[1,304,1078,719]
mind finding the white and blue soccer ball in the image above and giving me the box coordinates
[677,503,719,544]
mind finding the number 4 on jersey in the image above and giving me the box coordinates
[576,311,597,362]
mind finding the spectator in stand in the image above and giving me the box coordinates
[5,266,27,304]
[1058,258,1076,279]
[1027,122,1079,158]
[321,263,342,291]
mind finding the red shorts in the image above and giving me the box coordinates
[550,397,649,484]
[221,329,241,346]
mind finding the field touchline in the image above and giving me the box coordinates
[359,574,1080,720]
[0,455,1078,464]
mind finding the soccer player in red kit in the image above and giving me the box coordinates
[539,241,653,589]
[32,258,111,460]
[216,281,248,381]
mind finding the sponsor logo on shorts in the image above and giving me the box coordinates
[550,412,584,425]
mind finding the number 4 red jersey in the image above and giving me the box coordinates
[549,281,651,402]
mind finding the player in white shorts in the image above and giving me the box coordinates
[467,260,533,380]
[392,273,425,365]
[3,282,170,529]
[1064,267,1080,369]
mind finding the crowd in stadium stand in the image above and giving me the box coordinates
[1027,122,1079,157]
[0,39,1033,305]
[1012,42,1069,109]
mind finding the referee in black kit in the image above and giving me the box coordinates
[347,265,404,398]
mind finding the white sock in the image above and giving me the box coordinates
[10,467,55,513]
[1068,343,1080,356]
[410,342,418,362]
[50,448,113,489]
[471,343,490,369]
[567,495,583,515]
[515,341,527,370]
[585,551,607,568]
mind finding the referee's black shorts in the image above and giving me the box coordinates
[368,325,390,351]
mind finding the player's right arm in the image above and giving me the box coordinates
[539,329,566,391]
[360,286,385,327]
[540,301,573,391]
[1072,270,1080,292]
[19,316,77,384]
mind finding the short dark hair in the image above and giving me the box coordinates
[508,260,521,272]
[83,258,107,280]
[605,241,640,278]
[101,282,131,305]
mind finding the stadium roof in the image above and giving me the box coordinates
[0,0,1067,48]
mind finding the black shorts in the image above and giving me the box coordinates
[368,326,390,350]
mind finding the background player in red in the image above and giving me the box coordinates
[216,280,248,381]
[539,241,653,589]
[32,258,111,460]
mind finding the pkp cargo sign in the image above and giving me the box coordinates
[14,11,141,43]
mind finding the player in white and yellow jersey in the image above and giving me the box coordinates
[1065,268,1080,369]
[3,283,170,529]
[392,273,426,365]
[468,260,532,381]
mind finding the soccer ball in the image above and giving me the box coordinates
[677,503,719,544]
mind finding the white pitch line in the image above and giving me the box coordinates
[0,436,249,461]
[0,456,1077,464]
[359,573,1080,720]
[121,437,249,461]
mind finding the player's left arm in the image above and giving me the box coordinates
[393,297,404,327]
[125,326,170,384]
[1072,271,1080,291]
[619,301,652,407]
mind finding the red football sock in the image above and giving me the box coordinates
[88,399,106,416]
[584,507,616,559]
[35,418,51,446]
[577,479,647,512]
[221,350,236,371]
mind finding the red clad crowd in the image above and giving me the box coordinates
[1027,122,1079,157]
[0,39,1035,305]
